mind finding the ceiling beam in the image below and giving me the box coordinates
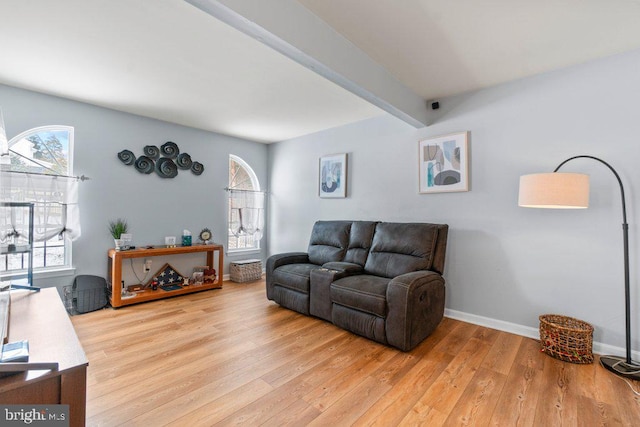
[184,0,429,128]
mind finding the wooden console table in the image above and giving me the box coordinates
[108,244,224,308]
[0,288,88,427]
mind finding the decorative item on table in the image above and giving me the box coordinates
[183,277,190,286]
[191,271,204,286]
[146,263,183,289]
[126,284,144,293]
[165,236,176,247]
[418,131,469,194]
[1,340,29,363]
[198,228,212,244]
[109,218,128,251]
[319,153,347,198]
[203,268,217,283]
[121,280,135,298]
[120,233,132,251]
[182,229,192,246]
[192,266,207,285]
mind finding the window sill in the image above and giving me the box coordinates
[34,267,76,279]
[1,267,76,280]
[227,248,262,257]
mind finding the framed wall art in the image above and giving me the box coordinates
[419,131,469,194]
[319,153,347,198]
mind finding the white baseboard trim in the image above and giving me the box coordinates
[444,308,640,361]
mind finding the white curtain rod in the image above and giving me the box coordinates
[224,187,267,193]
[2,170,90,181]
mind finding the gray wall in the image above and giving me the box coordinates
[267,48,640,354]
[1,84,268,289]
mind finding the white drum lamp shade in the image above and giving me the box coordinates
[518,173,589,209]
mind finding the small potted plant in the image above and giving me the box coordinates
[109,218,128,251]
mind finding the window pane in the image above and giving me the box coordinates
[10,129,70,175]
[45,245,65,267]
[2,252,28,271]
[5,126,74,272]
[32,247,45,269]
[228,156,260,251]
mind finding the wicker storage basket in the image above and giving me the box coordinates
[230,259,263,283]
[539,314,594,364]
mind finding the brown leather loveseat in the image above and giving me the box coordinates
[266,220,448,351]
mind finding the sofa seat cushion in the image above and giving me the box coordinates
[331,274,389,318]
[272,263,320,293]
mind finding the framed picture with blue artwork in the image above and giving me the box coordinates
[319,153,347,198]
[419,132,469,194]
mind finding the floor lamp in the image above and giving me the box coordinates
[518,155,640,381]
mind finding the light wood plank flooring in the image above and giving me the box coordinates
[71,279,640,426]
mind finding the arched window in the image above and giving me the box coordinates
[1,126,74,274]
[228,155,263,252]
[7,126,73,175]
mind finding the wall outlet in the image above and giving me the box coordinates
[143,259,152,273]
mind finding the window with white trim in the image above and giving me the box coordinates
[228,155,264,252]
[1,126,74,274]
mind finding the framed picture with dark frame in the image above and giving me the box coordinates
[419,131,469,193]
[319,153,347,198]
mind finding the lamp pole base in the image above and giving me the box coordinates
[600,355,640,381]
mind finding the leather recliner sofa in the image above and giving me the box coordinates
[266,220,448,351]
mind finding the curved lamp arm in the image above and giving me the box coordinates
[554,155,627,225]
[553,155,632,366]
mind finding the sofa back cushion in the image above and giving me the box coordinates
[364,222,443,278]
[307,221,351,265]
[344,221,378,266]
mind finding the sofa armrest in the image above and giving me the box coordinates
[266,252,310,299]
[309,263,362,321]
[386,271,445,351]
[321,261,363,275]
[267,252,310,272]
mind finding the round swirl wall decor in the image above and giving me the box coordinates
[143,145,160,160]
[117,141,204,178]
[118,150,135,165]
[134,156,155,174]
[160,141,179,158]
[176,153,192,169]
[191,161,204,176]
[156,157,178,178]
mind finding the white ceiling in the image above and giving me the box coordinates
[2,0,640,143]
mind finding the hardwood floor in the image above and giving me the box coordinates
[71,279,640,426]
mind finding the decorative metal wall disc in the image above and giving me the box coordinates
[143,145,160,160]
[160,141,179,158]
[134,155,155,174]
[118,150,135,165]
[191,161,204,176]
[156,157,178,178]
[176,153,192,169]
